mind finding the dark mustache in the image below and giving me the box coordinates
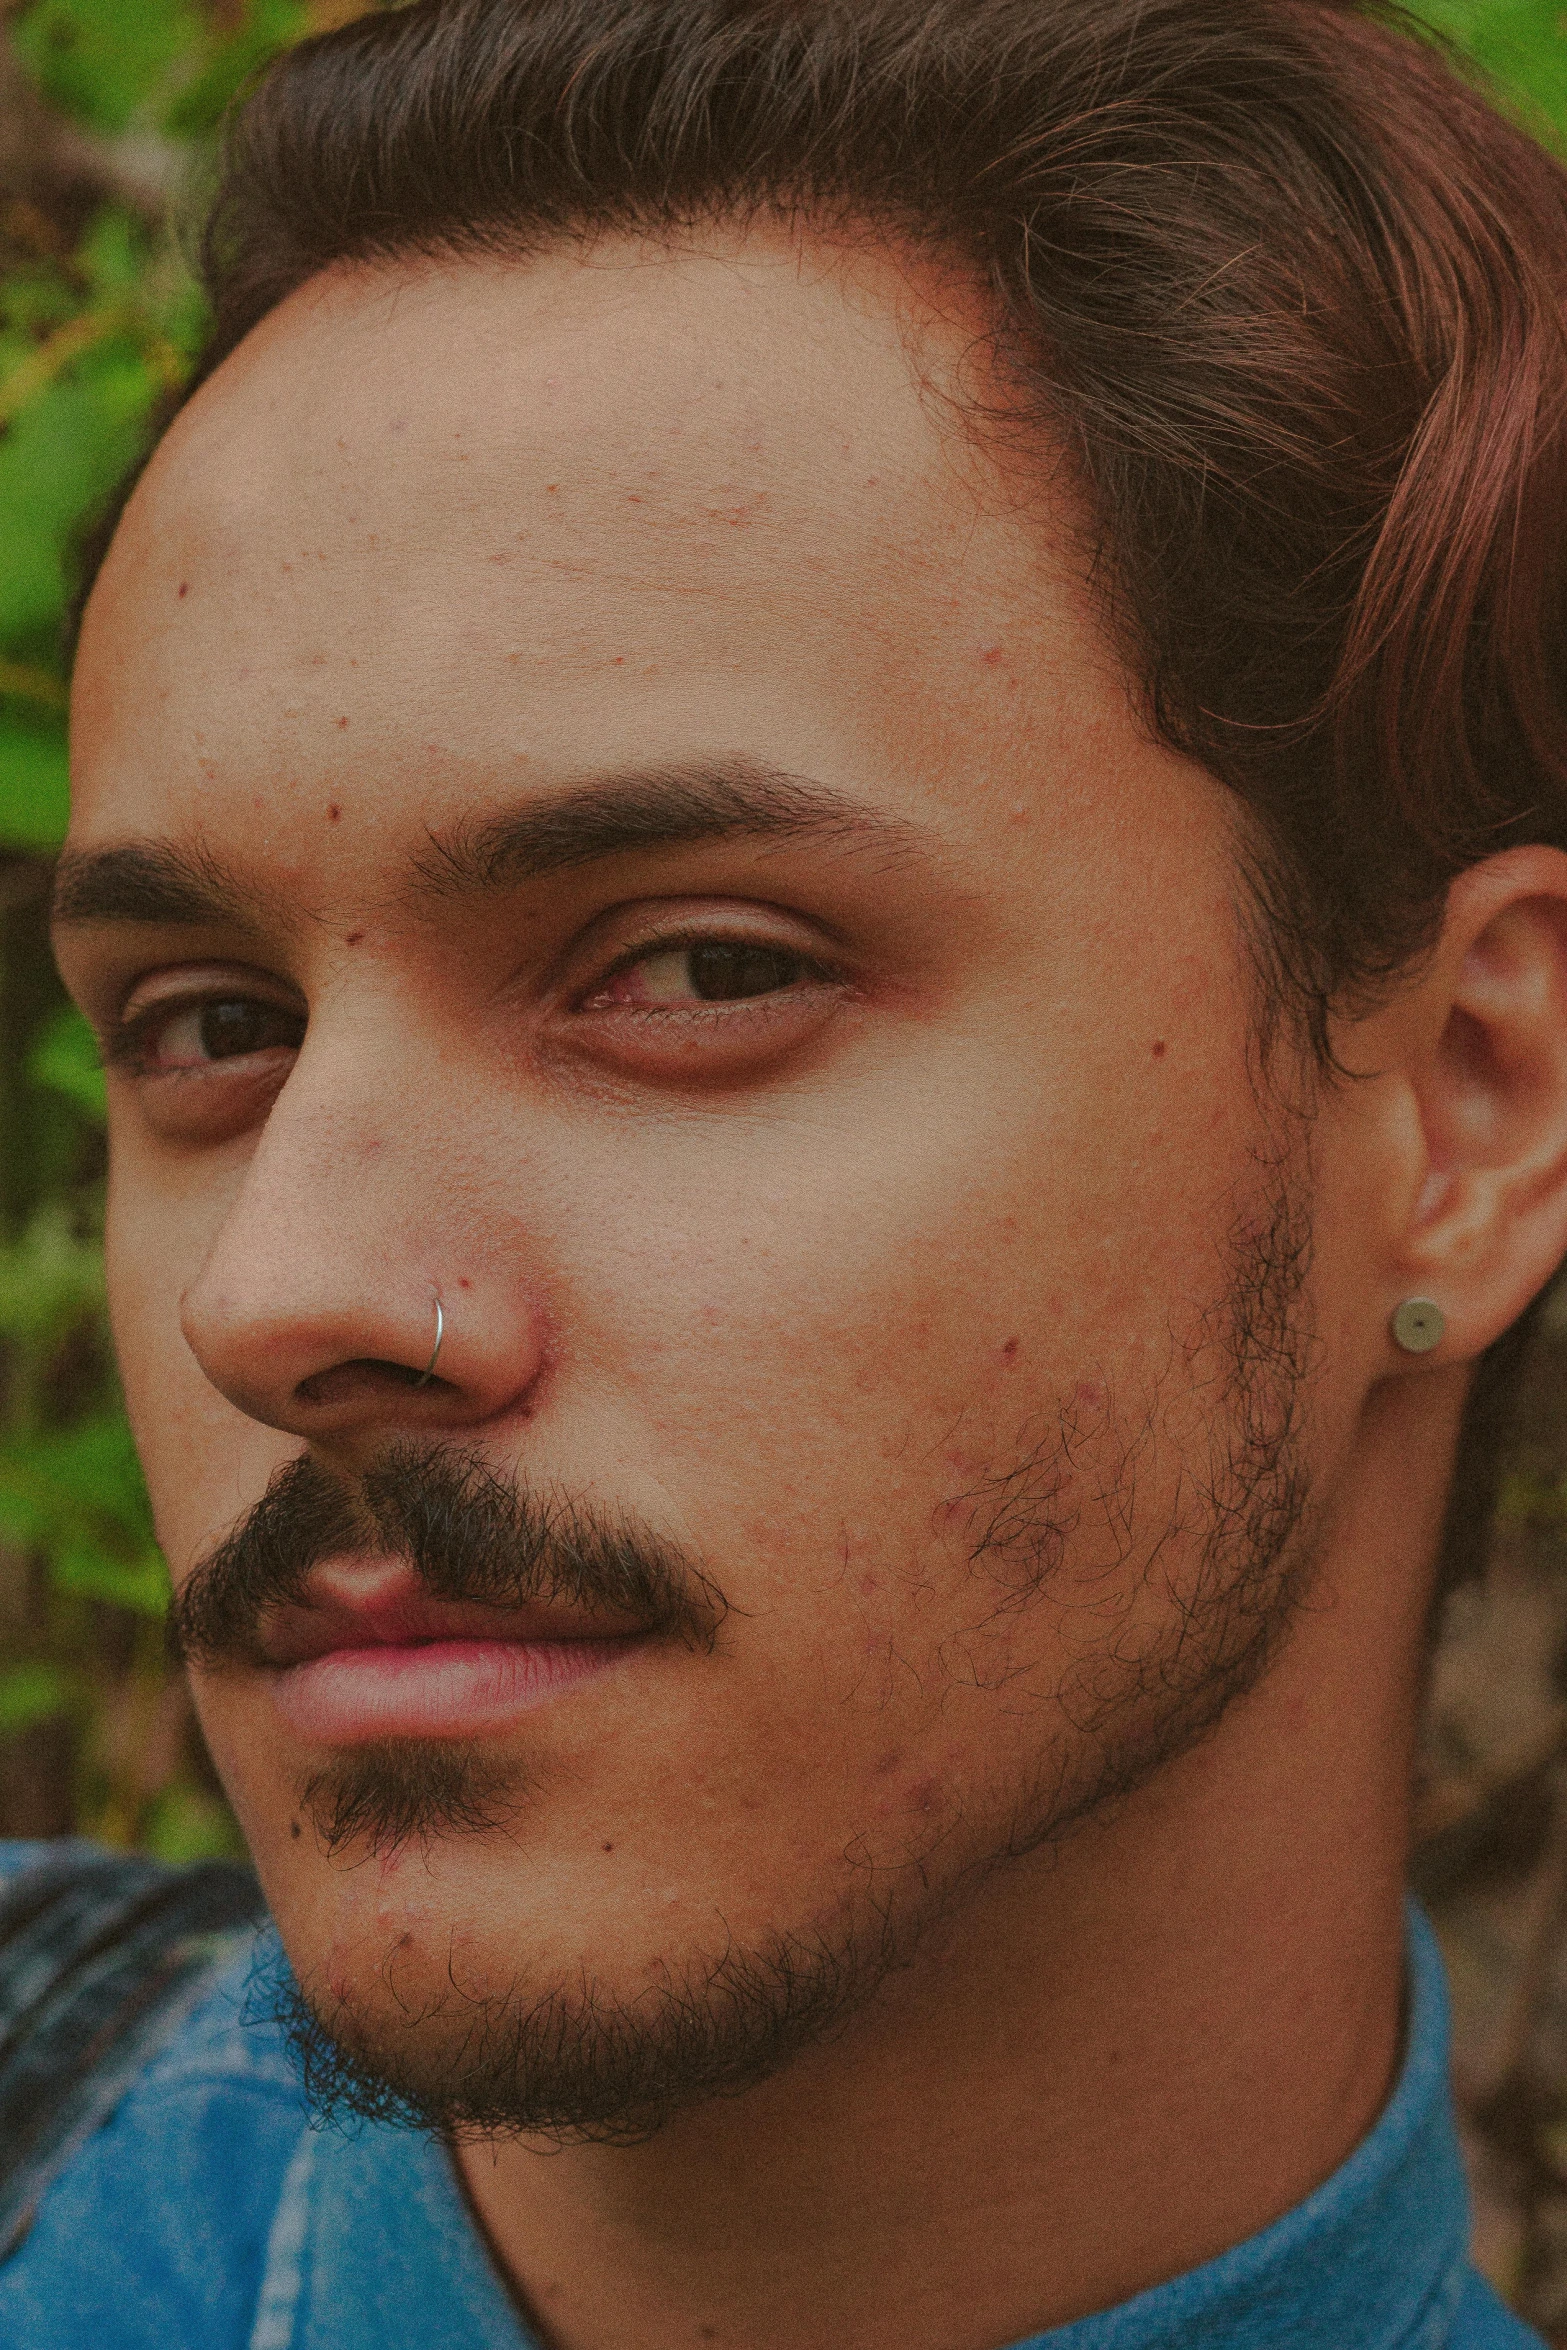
[168,1441,725,1668]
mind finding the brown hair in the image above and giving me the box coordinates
[86,0,1567,1582]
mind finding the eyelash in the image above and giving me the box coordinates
[103,924,839,1076]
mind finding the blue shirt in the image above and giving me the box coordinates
[0,1844,1543,2350]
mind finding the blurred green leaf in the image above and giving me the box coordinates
[29,1006,107,1123]
[50,1531,169,1614]
[12,0,204,137]
[0,1659,74,1733]
[0,712,69,849]
[163,0,307,137]
[143,1783,247,1861]
[0,337,161,644]
[1409,0,1567,129]
[0,1204,104,1354]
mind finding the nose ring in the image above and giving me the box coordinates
[416,1296,445,1387]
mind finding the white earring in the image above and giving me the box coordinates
[1391,1299,1445,1354]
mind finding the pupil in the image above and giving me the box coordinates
[198,1000,293,1059]
[687,944,801,1002]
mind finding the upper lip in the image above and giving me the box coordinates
[257,1564,647,1669]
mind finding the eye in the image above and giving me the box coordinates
[594,941,819,1007]
[115,993,306,1076]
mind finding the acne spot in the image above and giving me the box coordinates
[457,1277,472,1290]
[1151,1039,1167,1059]
[546,483,559,493]
[979,643,1004,665]
[336,716,349,730]
[387,416,407,434]
[327,804,341,823]
[345,931,364,947]
[1001,1336,1020,1360]
[905,1778,942,1816]
[176,581,188,599]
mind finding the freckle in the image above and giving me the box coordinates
[1152,1039,1167,1059]
[290,1820,301,1839]
[176,580,188,599]
[601,1842,614,1853]
[345,931,364,946]
[1002,1335,1020,1359]
[327,804,341,822]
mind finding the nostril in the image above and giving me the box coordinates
[295,1358,456,1409]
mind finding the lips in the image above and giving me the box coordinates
[258,1564,646,1744]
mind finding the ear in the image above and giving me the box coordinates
[1340,845,1567,1371]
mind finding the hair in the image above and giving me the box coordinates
[76,0,1567,1588]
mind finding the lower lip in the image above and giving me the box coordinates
[268,1637,637,1744]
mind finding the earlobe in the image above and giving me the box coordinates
[1376,847,1567,1367]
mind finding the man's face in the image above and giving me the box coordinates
[56,232,1362,2133]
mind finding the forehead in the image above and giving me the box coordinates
[70,228,1126,861]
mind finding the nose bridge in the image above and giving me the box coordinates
[202,1024,426,1314]
[180,1016,544,1436]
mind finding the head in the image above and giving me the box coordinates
[52,0,1567,2143]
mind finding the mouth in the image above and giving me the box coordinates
[259,1566,648,1744]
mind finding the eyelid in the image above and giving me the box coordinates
[102,978,305,1073]
[572,912,844,1005]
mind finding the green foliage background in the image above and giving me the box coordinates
[0,0,1561,1860]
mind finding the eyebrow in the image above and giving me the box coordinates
[51,760,917,930]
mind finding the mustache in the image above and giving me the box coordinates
[168,1441,725,1667]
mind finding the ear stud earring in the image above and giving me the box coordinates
[1391,1298,1445,1354]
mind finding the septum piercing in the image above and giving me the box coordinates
[416,1296,445,1387]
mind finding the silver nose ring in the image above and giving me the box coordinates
[416,1296,444,1387]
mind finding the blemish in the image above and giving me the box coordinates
[336,716,349,729]
[1001,1335,1020,1360]
[457,1277,472,1290]
[327,803,341,822]
[176,581,188,599]
[290,1820,301,1839]
[980,644,1004,665]
[601,1842,614,1853]
[345,931,364,947]
[1151,1039,1167,1059]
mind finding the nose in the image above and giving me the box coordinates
[179,1037,549,1451]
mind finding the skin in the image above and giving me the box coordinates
[54,228,1567,2350]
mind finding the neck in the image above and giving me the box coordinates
[456,1375,1457,2350]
